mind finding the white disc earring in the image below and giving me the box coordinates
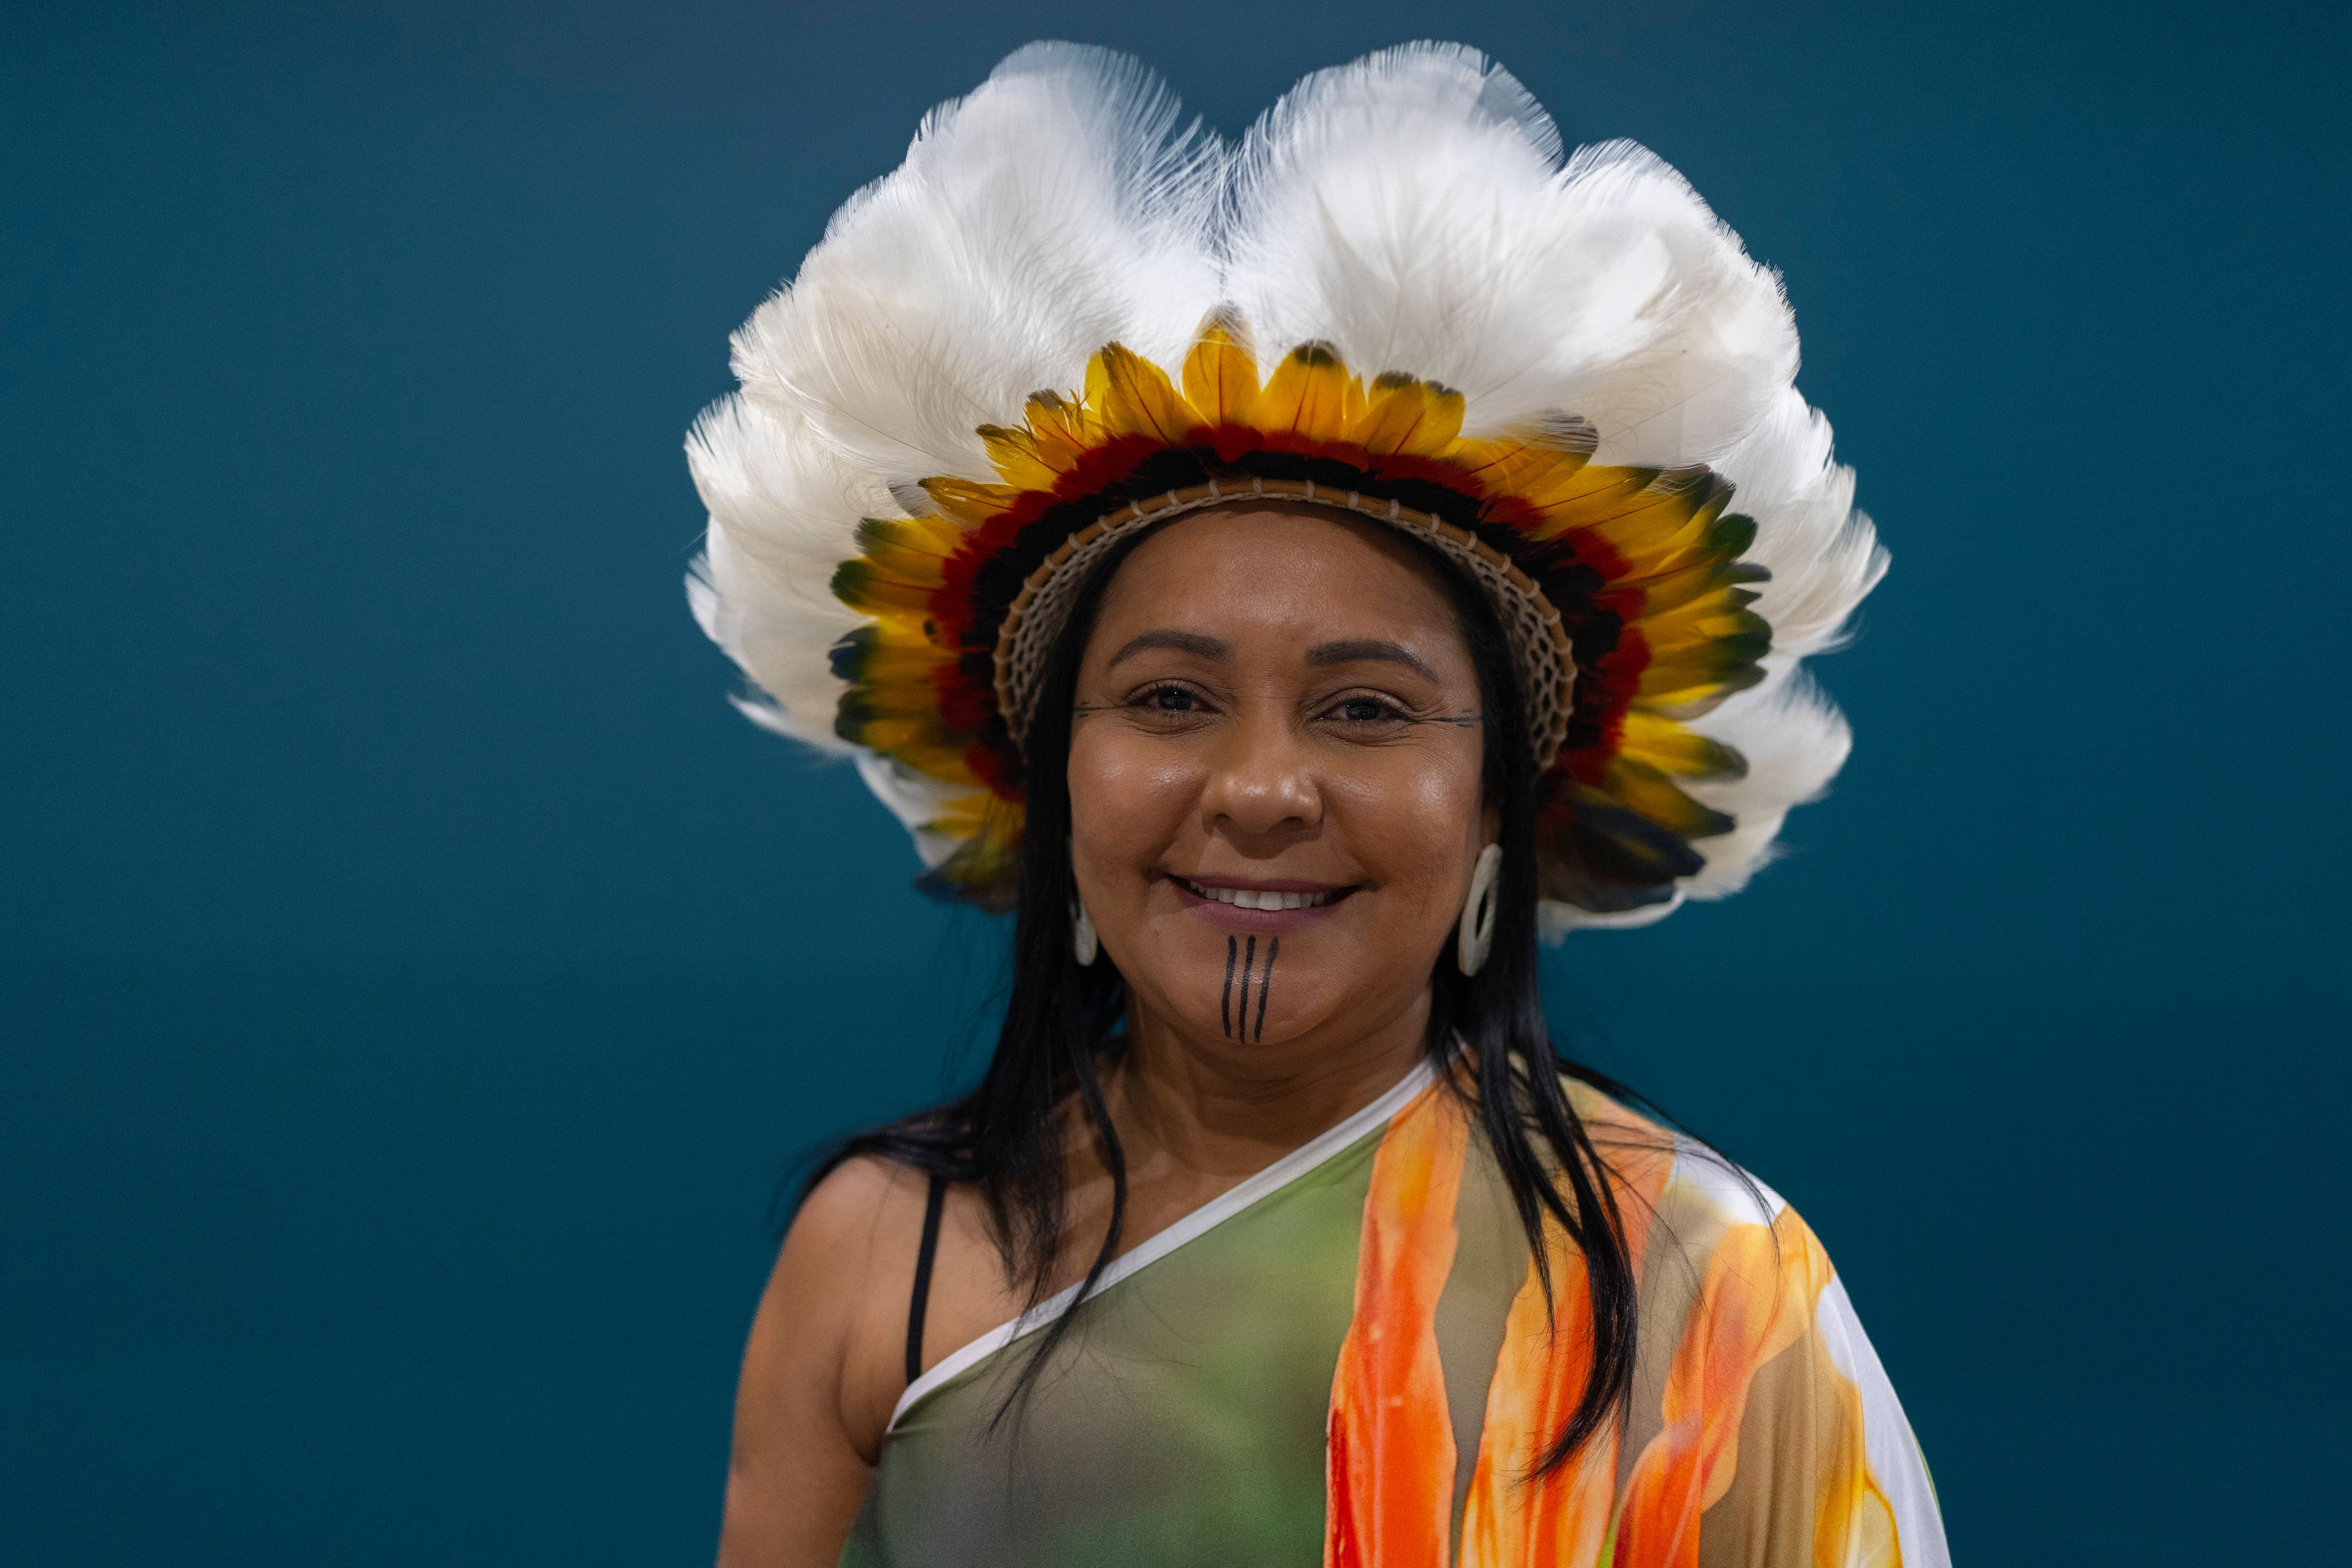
[1456,843,1504,976]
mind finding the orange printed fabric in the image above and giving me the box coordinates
[1325,1086,1943,1568]
[1604,1204,1837,1567]
[1466,1147,1929,1568]
[1324,1077,1472,1568]
[1458,1104,1673,1568]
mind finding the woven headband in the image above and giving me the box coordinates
[992,476,1577,767]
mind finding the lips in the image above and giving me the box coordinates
[1169,875,1344,911]
[1166,873,1359,933]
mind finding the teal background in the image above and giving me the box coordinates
[4,2,2346,1561]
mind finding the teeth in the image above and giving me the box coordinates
[1183,880,1333,910]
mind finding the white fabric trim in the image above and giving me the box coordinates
[887,1056,1439,1431]
[1819,1276,1953,1568]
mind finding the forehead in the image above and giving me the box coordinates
[1089,504,1465,652]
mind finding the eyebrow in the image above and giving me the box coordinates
[1104,629,1232,668]
[1305,638,1439,682]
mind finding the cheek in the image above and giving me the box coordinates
[1335,751,1486,899]
[1067,728,1199,886]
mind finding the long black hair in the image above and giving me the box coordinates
[810,514,1654,1474]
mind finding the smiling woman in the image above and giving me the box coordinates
[1067,507,1494,1065]
[688,42,1947,1568]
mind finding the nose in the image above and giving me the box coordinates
[1197,707,1321,844]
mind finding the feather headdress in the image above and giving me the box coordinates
[688,42,1883,932]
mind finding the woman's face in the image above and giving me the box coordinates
[1068,504,1495,1058]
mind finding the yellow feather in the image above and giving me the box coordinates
[918,475,1023,527]
[1180,314,1263,427]
[854,644,956,688]
[927,790,1009,839]
[881,513,970,559]
[978,423,1065,491]
[1094,342,1197,443]
[1511,467,1658,538]
[1637,593,1757,646]
[1022,388,1095,457]
[1548,485,1709,558]
[1616,710,1744,779]
[1618,559,1745,617]
[1348,374,1465,456]
[1446,435,1599,510]
[853,537,951,594]
[1632,669,1742,713]
[1256,342,1361,441]
[1600,755,1732,837]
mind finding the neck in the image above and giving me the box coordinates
[1103,989,1435,1182]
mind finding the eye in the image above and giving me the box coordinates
[1136,683,1207,714]
[1325,693,1408,725]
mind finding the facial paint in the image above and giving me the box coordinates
[1253,937,1278,1042]
[1219,932,1287,1043]
[1221,935,1237,1038]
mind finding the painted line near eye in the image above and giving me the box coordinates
[1080,695,1485,725]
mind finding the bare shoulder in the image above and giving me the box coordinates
[786,1153,933,1267]
[716,1156,933,1568]
[755,1155,936,1441]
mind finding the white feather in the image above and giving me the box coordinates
[730,43,1224,485]
[1223,48,1793,467]
[685,394,876,751]
[854,754,970,872]
[1540,891,1686,938]
[1679,671,1856,900]
[1714,387,1887,659]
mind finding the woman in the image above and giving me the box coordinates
[690,43,1948,1567]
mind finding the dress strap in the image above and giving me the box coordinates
[905,1172,948,1387]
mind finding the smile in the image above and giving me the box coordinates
[1169,875,1354,911]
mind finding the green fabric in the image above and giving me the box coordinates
[841,1120,1459,1568]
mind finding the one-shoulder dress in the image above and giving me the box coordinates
[844,1060,1949,1567]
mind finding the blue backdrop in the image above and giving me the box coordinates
[6,2,2346,1561]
